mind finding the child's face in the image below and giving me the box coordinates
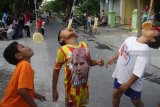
[60,29,78,45]
[16,44,34,60]
[143,30,160,48]
[143,30,159,41]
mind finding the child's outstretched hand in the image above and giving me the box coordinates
[35,93,46,102]
[96,58,104,66]
[105,58,114,68]
[52,89,59,102]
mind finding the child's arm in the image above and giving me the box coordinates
[90,58,104,66]
[52,69,60,102]
[52,49,64,102]
[120,55,149,92]
[106,52,119,67]
[34,92,46,102]
[18,88,37,107]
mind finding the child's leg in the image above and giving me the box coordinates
[94,29,97,35]
[41,28,44,35]
[65,89,89,107]
[112,88,123,107]
[157,103,160,107]
[131,99,144,107]
[112,79,123,107]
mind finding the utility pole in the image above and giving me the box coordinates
[137,0,142,37]
[149,0,154,14]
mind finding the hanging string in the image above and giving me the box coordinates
[70,0,77,19]
[34,0,38,32]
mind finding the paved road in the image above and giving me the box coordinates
[44,20,160,107]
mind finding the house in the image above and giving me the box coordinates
[103,0,160,25]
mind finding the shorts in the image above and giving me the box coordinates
[65,88,89,107]
[113,78,141,100]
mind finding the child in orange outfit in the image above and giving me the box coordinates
[0,42,46,107]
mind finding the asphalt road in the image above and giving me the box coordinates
[44,20,160,107]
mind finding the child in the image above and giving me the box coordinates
[93,14,99,35]
[0,42,46,107]
[24,10,31,37]
[41,18,45,36]
[52,28,104,107]
[7,24,15,40]
[37,16,42,33]
[87,15,92,29]
[107,25,160,107]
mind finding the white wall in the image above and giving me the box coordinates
[113,0,121,16]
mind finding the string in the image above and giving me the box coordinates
[70,0,77,20]
[34,0,38,32]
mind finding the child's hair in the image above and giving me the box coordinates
[58,28,66,46]
[3,41,19,65]
[148,34,160,49]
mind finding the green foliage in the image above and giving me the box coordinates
[42,1,65,13]
[0,0,43,17]
[42,0,74,16]
[78,0,100,15]
[42,0,100,16]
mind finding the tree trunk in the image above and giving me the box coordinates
[137,0,142,37]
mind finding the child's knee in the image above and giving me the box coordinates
[131,99,142,106]
[112,89,122,99]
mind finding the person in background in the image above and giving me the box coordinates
[82,15,87,32]
[87,15,92,33]
[36,16,42,33]
[41,18,45,36]
[142,11,149,23]
[12,17,20,39]
[2,13,8,28]
[46,16,49,24]
[154,11,160,22]
[93,14,99,35]
[24,10,31,37]
[7,23,15,40]
[0,20,7,40]
[148,12,154,23]
[19,16,25,37]
[143,5,149,13]
[101,16,107,27]
[87,15,92,28]
[6,16,12,27]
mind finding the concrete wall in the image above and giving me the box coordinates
[124,0,137,24]
[100,0,107,17]
[108,0,151,25]
[121,0,150,24]
[113,0,121,16]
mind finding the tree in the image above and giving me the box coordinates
[42,0,100,17]
[42,0,74,17]
[78,0,100,15]
[0,0,43,17]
